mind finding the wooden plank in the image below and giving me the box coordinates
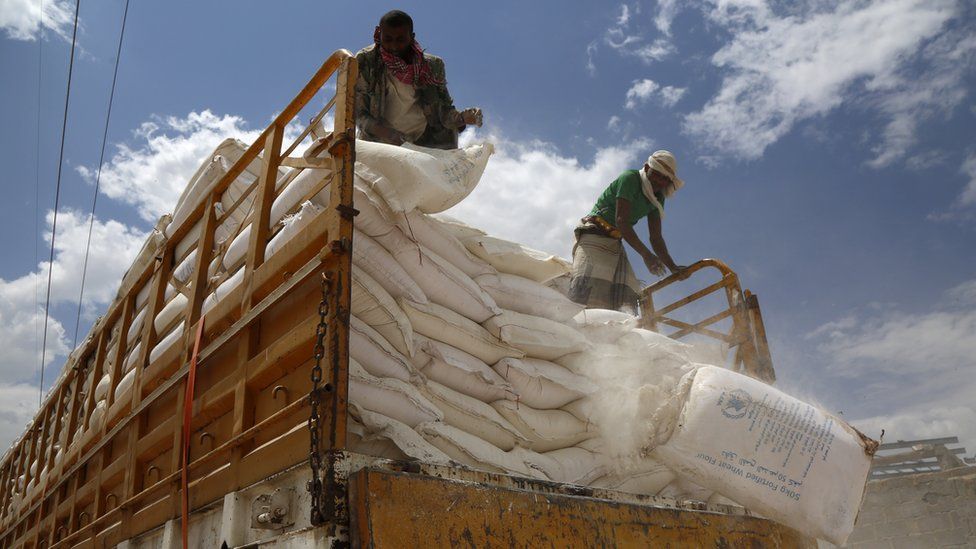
[183,195,217,349]
[164,50,352,246]
[240,124,283,313]
[325,54,357,456]
[104,298,134,412]
[1,49,356,544]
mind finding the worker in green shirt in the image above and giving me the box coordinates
[568,150,687,313]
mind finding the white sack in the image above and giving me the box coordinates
[511,446,606,485]
[475,273,583,323]
[374,226,500,322]
[149,321,184,365]
[421,381,527,451]
[121,342,142,373]
[347,421,408,461]
[397,242,500,323]
[114,369,136,402]
[415,335,514,403]
[93,373,111,402]
[483,309,587,361]
[348,359,441,427]
[395,210,494,278]
[355,140,493,213]
[352,229,427,304]
[491,400,594,452]
[351,269,414,357]
[127,307,147,346]
[651,366,875,546]
[349,316,418,383]
[399,299,522,365]
[352,184,398,239]
[493,358,596,410]
[154,293,188,335]
[202,267,243,316]
[416,422,539,478]
[591,460,676,496]
[265,201,324,260]
[462,234,571,283]
[657,478,714,502]
[350,404,452,465]
[572,309,639,344]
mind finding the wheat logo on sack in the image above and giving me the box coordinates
[720,389,751,419]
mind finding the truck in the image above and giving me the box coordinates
[0,49,816,548]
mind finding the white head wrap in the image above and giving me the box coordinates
[638,150,684,219]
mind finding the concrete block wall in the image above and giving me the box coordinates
[830,466,975,548]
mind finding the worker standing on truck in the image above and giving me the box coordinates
[355,10,483,150]
[568,150,687,313]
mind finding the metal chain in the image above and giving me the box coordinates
[307,272,330,525]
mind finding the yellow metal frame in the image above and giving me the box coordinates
[639,258,776,383]
[0,50,358,548]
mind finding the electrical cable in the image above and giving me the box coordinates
[38,0,81,407]
[72,0,131,349]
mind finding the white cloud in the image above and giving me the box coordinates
[607,115,622,130]
[601,3,676,65]
[585,41,599,76]
[947,279,976,304]
[866,30,976,168]
[79,110,262,223]
[659,85,687,107]
[0,0,74,41]
[0,384,47,452]
[625,79,686,109]
[960,151,976,206]
[811,280,976,454]
[617,4,631,26]
[625,79,661,109]
[0,211,145,379]
[853,406,976,457]
[683,0,963,162]
[631,39,675,63]
[655,0,681,36]
[451,131,651,257]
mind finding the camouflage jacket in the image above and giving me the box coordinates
[355,44,464,150]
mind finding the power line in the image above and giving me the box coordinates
[72,0,131,349]
[38,0,81,407]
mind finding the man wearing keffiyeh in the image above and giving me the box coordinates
[355,10,482,149]
[568,151,689,313]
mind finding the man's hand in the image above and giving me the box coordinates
[460,107,483,127]
[642,252,667,277]
[375,124,406,145]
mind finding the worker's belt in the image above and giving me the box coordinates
[576,215,622,240]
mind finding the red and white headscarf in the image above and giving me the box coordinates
[375,28,444,87]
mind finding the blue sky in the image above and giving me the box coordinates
[1,0,975,456]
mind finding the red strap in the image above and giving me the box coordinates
[181,318,206,549]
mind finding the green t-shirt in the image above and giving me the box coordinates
[588,170,664,227]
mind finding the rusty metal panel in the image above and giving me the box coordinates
[349,468,817,548]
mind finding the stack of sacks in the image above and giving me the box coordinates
[338,140,730,494]
[107,136,736,506]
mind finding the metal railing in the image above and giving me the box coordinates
[0,49,358,548]
[638,259,776,383]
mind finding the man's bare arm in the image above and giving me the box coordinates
[647,214,685,273]
[616,199,666,276]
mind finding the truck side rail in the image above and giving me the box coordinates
[0,49,358,548]
[638,258,775,383]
